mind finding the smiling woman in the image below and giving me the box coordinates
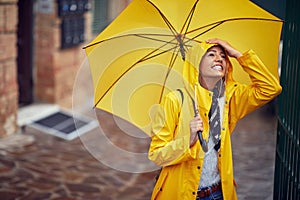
[85,0,283,198]
[148,39,282,200]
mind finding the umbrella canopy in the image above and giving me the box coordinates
[85,0,283,136]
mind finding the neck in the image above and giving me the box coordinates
[199,77,222,91]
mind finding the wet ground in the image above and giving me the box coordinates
[0,103,278,200]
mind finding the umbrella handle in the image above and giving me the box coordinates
[197,130,208,152]
[194,84,208,152]
[194,108,208,152]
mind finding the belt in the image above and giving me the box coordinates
[197,182,222,198]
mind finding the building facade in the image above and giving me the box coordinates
[0,0,131,137]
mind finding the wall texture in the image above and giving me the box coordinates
[0,0,18,137]
[34,2,91,108]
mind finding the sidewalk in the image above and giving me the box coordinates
[0,104,277,200]
[232,104,277,200]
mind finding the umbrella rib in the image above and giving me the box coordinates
[135,34,186,63]
[146,0,178,37]
[134,34,178,45]
[137,37,194,63]
[180,17,283,46]
[185,17,283,35]
[175,0,199,60]
[84,33,177,49]
[189,21,224,42]
[158,46,180,103]
[180,0,200,35]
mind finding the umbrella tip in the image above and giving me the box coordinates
[176,34,186,60]
[179,42,186,60]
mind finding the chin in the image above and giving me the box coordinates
[215,73,225,78]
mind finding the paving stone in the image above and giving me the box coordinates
[0,164,13,174]
[15,169,34,179]
[0,157,15,169]
[21,191,52,200]
[83,176,106,185]
[53,188,69,197]
[52,198,76,200]
[63,171,87,182]
[0,176,12,184]
[66,183,101,193]
[0,190,23,200]
[26,178,60,192]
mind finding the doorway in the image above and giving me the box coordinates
[17,0,34,106]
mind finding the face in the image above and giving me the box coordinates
[199,46,227,82]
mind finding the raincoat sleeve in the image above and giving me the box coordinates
[230,50,282,121]
[148,91,197,167]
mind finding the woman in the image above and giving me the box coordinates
[148,38,282,200]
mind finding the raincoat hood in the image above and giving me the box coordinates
[182,42,234,95]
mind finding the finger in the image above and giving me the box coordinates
[205,38,219,43]
[206,38,229,48]
[194,115,202,121]
[198,126,204,132]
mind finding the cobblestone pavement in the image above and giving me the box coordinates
[0,103,278,200]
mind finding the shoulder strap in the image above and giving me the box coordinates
[176,89,184,105]
[177,88,196,114]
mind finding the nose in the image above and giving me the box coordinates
[215,54,223,63]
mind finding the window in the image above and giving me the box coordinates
[92,0,109,34]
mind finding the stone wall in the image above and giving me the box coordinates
[0,0,18,137]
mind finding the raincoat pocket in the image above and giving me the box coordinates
[152,170,169,200]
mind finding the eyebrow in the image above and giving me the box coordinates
[207,49,225,54]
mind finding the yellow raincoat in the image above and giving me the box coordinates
[148,42,282,200]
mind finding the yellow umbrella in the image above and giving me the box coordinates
[84,0,283,136]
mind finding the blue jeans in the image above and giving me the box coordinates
[196,189,223,200]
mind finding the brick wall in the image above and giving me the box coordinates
[34,2,91,109]
[0,0,18,137]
